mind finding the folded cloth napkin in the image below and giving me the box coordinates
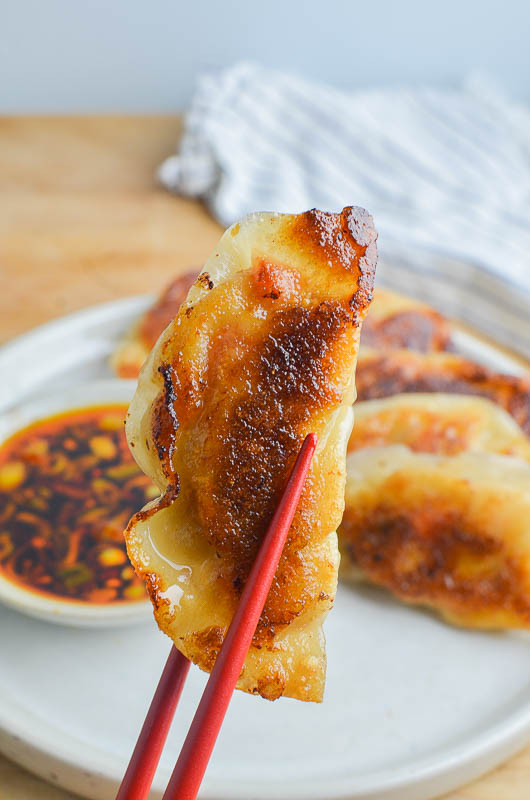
[158,62,530,290]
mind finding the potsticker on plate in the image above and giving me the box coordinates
[348,393,530,460]
[112,271,198,378]
[356,348,530,436]
[339,392,530,629]
[125,207,377,701]
[360,288,452,353]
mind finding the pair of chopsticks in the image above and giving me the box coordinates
[116,433,317,800]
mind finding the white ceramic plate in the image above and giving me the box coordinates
[0,252,529,800]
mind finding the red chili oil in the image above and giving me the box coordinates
[0,405,156,604]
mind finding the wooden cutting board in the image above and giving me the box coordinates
[0,115,529,800]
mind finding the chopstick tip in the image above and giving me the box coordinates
[305,432,318,450]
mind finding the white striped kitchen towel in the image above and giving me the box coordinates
[158,62,530,290]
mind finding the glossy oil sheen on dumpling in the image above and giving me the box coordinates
[125,207,377,701]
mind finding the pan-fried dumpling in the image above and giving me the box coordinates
[112,271,198,378]
[360,288,452,352]
[341,392,530,628]
[113,278,417,379]
[356,348,530,435]
[348,393,530,460]
[340,446,530,629]
[125,207,377,701]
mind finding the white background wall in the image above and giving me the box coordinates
[2,0,529,111]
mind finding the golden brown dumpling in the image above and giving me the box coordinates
[348,393,530,460]
[112,271,198,378]
[356,348,530,436]
[360,288,452,352]
[340,446,530,630]
[125,207,377,701]
[341,392,530,629]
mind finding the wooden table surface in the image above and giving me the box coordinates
[0,116,529,800]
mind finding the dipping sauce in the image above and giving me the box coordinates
[0,405,157,604]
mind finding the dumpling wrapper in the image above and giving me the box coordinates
[340,446,530,629]
[341,391,530,629]
[112,271,198,379]
[125,207,377,701]
[360,287,452,352]
[356,348,530,436]
[348,393,530,461]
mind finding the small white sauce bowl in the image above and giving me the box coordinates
[0,379,153,627]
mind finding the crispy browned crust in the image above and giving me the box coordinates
[290,208,377,300]
[126,207,377,700]
[360,289,452,352]
[340,484,530,628]
[357,349,530,436]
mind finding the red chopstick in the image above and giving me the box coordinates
[115,647,190,800]
[116,432,317,800]
[162,432,317,799]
